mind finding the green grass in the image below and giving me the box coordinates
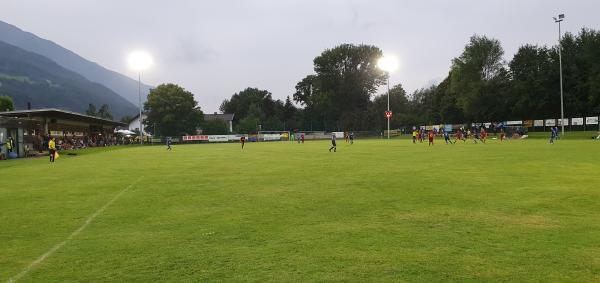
[1,139,600,282]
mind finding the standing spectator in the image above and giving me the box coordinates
[6,137,14,153]
[48,137,57,163]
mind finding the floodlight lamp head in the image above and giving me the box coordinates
[377,55,399,73]
[128,50,153,71]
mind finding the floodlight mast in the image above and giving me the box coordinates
[138,72,142,145]
[128,51,153,145]
[377,55,399,139]
[554,14,565,136]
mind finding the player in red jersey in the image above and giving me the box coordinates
[480,129,486,144]
[428,131,434,146]
[240,136,246,149]
[500,129,506,142]
[456,129,465,142]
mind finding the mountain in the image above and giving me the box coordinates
[0,20,151,105]
[0,40,138,119]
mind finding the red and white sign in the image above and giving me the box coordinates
[182,135,208,141]
[385,111,393,119]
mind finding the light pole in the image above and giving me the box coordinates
[386,76,390,138]
[128,51,153,145]
[554,14,565,136]
[377,55,399,139]
[137,72,142,145]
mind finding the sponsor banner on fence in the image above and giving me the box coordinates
[208,135,228,142]
[444,124,453,132]
[182,135,209,141]
[227,135,247,141]
[571,118,584,126]
[50,131,63,136]
[523,120,534,127]
[545,119,556,126]
[586,116,599,125]
[534,120,544,127]
[262,134,282,141]
[558,118,569,126]
[506,120,522,125]
[332,132,345,138]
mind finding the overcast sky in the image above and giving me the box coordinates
[1,0,599,112]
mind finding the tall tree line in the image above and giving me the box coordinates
[219,29,600,132]
[408,28,600,126]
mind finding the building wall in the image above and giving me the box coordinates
[128,115,147,135]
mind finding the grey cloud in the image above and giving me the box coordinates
[172,37,218,64]
[0,0,598,112]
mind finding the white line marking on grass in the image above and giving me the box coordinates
[7,176,144,283]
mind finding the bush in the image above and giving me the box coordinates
[202,119,229,135]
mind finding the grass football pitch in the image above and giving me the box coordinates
[1,138,599,282]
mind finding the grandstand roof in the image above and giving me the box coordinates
[0,108,125,126]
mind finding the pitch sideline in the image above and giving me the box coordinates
[7,176,144,283]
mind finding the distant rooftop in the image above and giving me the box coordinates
[204,112,234,122]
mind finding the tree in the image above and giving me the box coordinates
[86,103,97,116]
[509,45,557,119]
[559,29,600,116]
[0,95,14,112]
[144,83,203,136]
[120,115,134,124]
[283,96,299,130]
[369,84,410,130]
[294,44,387,130]
[236,116,259,133]
[97,104,113,120]
[449,35,510,122]
[202,119,229,135]
[220,87,286,131]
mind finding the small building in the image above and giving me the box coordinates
[128,113,147,136]
[204,112,235,133]
[0,108,126,157]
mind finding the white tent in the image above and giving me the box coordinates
[115,129,136,135]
